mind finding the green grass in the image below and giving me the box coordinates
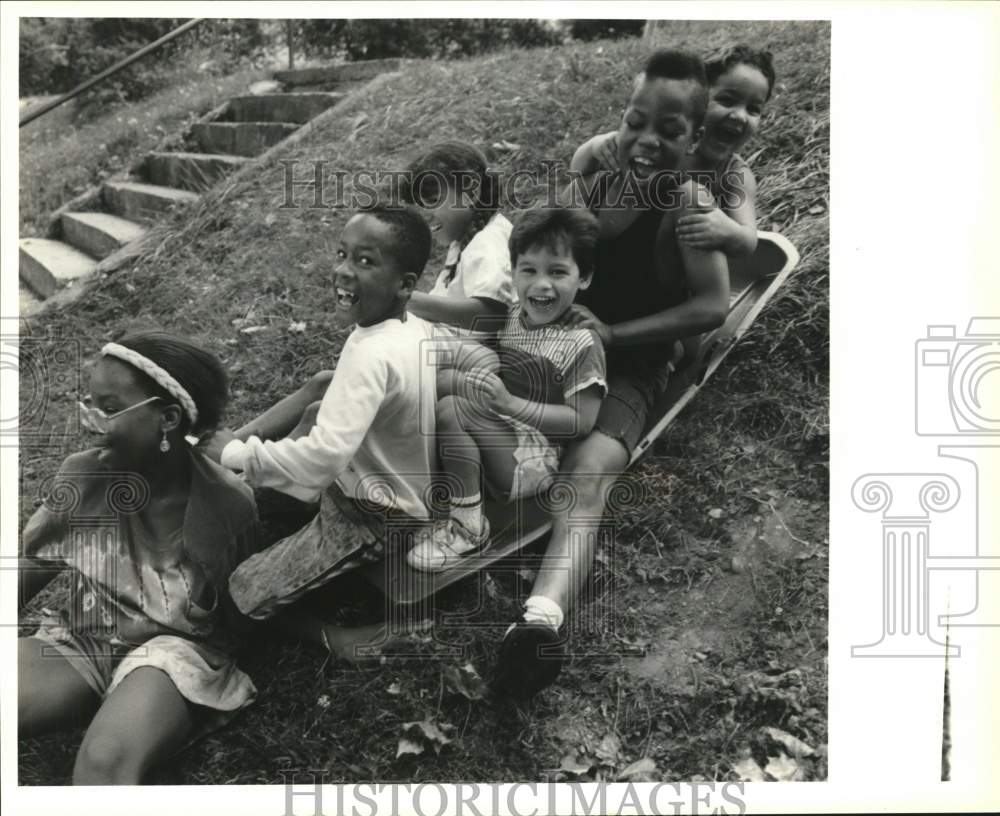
[18,19,829,784]
[19,52,265,237]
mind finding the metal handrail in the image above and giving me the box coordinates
[19,18,206,128]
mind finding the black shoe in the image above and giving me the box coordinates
[493,621,565,699]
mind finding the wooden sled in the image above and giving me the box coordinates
[363,230,800,606]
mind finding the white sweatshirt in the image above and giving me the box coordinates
[221,315,438,518]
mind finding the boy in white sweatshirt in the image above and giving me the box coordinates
[202,205,438,639]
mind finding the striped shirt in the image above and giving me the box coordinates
[497,305,607,407]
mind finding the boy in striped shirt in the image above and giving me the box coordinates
[407,207,606,572]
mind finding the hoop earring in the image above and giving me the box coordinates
[160,430,171,453]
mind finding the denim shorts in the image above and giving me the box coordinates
[230,485,423,619]
[593,361,672,457]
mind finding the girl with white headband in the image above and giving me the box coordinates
[18,331,261,785]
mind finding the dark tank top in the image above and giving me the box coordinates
[576,204,687,369]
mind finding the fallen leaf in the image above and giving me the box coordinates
[595,733,622,765]
[763,726,815,757]
[618,757,658,781]
[708,508,724,519]
[387,682,402,696]
[732,757,766,782]
[401,719,454,754]
[264,212,277,227]
[395,737,424,758]
[443,663,488,701]
[559,753,594,775]
[764,753,805,781]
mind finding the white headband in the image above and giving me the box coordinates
[101,342,199,426]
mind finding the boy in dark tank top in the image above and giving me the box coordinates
[495,49,730,699]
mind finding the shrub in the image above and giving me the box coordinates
[569,19,646,41]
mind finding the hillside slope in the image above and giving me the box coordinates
[19,20,829,784]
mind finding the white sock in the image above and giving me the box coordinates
[523,595,564,631]
[450,493,484,536]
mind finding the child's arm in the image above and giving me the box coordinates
[570,131,620,176]
[471,371,603,440]
[408,291,508,332]
[18,556,65,612]
[213,349,389,502]
[19,458,82,610]
[568,183,730,347]
[677,165,759,257]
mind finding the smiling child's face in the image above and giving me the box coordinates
[698,63,770,164]
[421,184,475,248]
[617,75,699,181]
[334,213,414,327]
[85,357,165,469]
[514,240,589,327]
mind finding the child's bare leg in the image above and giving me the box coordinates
[437,342,498,401]
[73,667,195,785]
[529,432,628,611]
[494,432,627,698]
[454,341,499,374]
[437,367,456,400]
[18,637,99,738]
[233,370,334,442]
[287,400,322,440]
[438,395,521,498]
[408,395,520,571]
[436,395,489,501]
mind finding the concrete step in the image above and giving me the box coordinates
[274,58,402,87]
[19,237,98,298]
[144,151,248,191]
[60,211,146,260]
[102,181,198,222]
[227,93,343,124]
[190,122,298,157]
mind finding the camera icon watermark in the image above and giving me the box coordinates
[853,316,1000,658]
[915,317,1000,436]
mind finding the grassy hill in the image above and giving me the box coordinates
[19,19,829,783]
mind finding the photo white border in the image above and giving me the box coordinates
[3,1,999,813]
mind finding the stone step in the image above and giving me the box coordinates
[190,122,298,157]
[274,58,402,86]
[227,93,343,124]
[102,181,199,222]
[144,151,248,191]
[19,237,98,299]
[60,211,147,260]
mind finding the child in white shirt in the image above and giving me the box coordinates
[404,141,515,332]
[228,141,513,442]
[201,205,438,646]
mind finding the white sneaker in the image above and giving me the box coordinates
[406,517,491,572]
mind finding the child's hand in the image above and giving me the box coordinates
[198,429,237,464]
[593,132,620,172]
[561,305,614,348]
[676,207,733,250]
[462,369,513,415]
